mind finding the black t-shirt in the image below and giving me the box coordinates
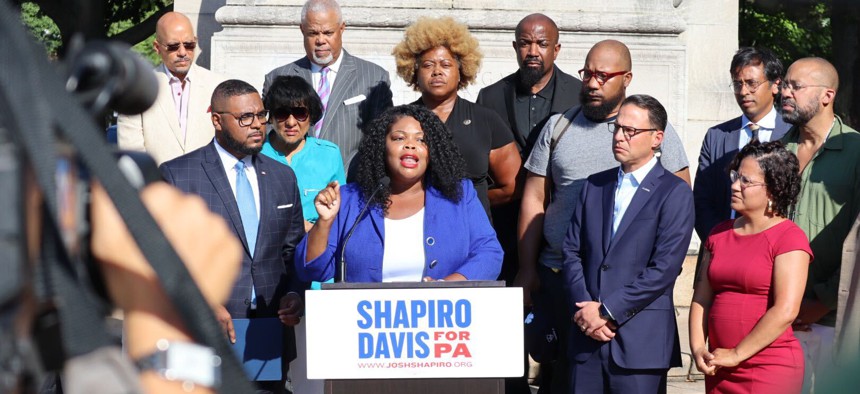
[412,97,514,217]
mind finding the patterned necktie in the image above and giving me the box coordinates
[314,67,331,137]
[749,123,760,144]
[234,159,258,257]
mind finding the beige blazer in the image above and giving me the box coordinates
[837,212,860,363]
[117,63,226,165]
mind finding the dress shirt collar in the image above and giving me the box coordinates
[310,51,344,75]
[618,155,658,185]
[213,138,254,173]
[161,63,193,83]
[741,106,777,130]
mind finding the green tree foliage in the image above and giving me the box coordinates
[739,0,831,61]
[16,0,172,64]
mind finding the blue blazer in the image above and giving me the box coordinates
[295,179,503,282]
[160,141,306,319]
[693,114,790,240]
[562,162,694,370]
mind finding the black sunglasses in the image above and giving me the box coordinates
[161,41,197,52]
[271,107,310,123]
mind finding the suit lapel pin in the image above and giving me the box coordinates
[642,187,651,192]
[463,119,471,125]
[261,171,266,175]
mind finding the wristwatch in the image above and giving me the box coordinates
[134,340,222,390]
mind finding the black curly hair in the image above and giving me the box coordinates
[355,105,467,213]
[728,140,801,217]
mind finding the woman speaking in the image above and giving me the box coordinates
[294,105,503,283]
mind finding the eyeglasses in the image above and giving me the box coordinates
[578,69,628,85]
[160,41,197,52]
[779,81,829,93]
[271,107,310,123]
[611,123,656,140]
[216,110,269,127]
[730,170,766,189]
[731,79,769,93]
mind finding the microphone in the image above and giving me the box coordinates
[338,176,390,282]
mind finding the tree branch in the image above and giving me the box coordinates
[109,4,171,45]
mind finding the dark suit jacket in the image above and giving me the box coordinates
[562,163,694,370]
[262,51,393,172]
[693,114,790,241]
[476,65,582,155]
[159,141,306,319]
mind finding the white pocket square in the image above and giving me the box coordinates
[343,94,366,105]
[277,204,294,209]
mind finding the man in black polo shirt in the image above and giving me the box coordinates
[476,13,583,394]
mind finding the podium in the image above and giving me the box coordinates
[305,280,523,394]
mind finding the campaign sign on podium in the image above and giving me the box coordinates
[305,285,523,379]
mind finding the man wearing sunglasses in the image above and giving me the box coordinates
[118,12,226,166]
[517,39,690,393]
[693,47,789,248]
[160,80,306,394]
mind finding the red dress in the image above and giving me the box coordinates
[705,219,812,394]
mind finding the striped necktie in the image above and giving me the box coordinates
[749,123,760,144]
[314,67,331,137]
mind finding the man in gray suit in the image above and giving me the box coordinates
[693,47,790,242]
[263,0,393,176]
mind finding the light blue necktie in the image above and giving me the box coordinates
[235,159,258,308]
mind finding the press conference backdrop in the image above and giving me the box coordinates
[305,287,523,379]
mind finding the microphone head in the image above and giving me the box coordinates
[379,176,391,188]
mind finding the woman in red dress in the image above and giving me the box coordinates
[689,141,812,394]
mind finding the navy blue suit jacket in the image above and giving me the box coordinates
[159,141,306,319]
[295,180,503,283]
[562,162,694,370]
[693,114,790,241]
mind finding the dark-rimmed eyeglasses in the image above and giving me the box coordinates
[216,111,269,127]
[578,69,628,85]
[271,107,310,123]
[730,170,766,189]
[611,123,656,140]
[160,41,197,52]
[731,79,769,93]
[779,81,829,94]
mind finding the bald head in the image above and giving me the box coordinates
[516,14,559,42]
[789,57,839,91]
[156,12,194,41]
[154,12,197,79]
[586,40,632,71]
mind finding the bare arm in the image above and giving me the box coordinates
[689,249,716,375]
[514,171,550,305]
[710,249,810,368]
[487,142,522,206]
[674,167,691,186]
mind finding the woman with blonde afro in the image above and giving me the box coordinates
[392,17,521,218]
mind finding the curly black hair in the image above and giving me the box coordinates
[728,140,801,217]
[355,105,467,212]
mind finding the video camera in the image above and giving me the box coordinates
[0,1,253,392]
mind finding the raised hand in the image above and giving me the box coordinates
[314,180,340,222]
